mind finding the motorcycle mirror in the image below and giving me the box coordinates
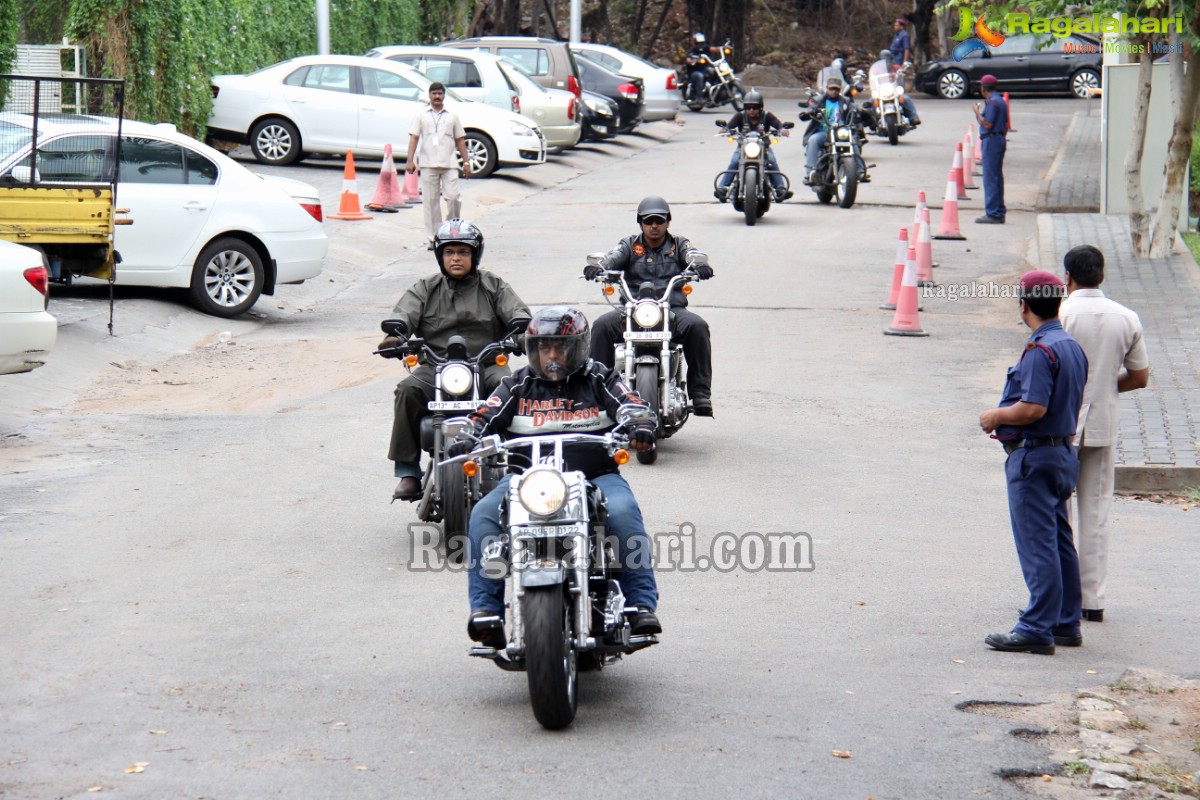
[381,318,407,335]
[585,252,607,267]
[783,121,795,129]
[715,119,727,127]
[687,251,710,268]
[441,417,476,440]
[616,403,655,428]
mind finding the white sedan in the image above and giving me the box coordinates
[208,55,547,178]
[570,43,681,121]
[0,115,328,317]
[0,241,56,375]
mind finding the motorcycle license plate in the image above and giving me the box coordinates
[625,331,670,341]
[427,400,480,411]
[517,525,572,537]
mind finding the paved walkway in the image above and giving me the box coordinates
[1036,108,1200,492]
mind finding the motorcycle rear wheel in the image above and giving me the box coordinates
[635,363,660,464]
[438,463,470,565]
[524,587,578,729]
[836,157,858,208]
[742,166,759,226]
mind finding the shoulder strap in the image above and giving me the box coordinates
[1021,341,1059,375]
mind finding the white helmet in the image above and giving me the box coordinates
[693,32,707,45]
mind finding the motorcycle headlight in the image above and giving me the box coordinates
[743,141,762,159]
[836,127,851,141]
[632,300,663,329]
[440,363,473,396]
[509,121,535,136]
[518,468,568,517]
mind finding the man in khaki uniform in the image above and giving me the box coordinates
[1059,245,1150,622]
[407,82,471,250]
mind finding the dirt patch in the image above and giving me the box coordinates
[960,669,1200,798]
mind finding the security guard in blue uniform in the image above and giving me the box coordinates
[973,74,1008,224]
[979,271,1088,654]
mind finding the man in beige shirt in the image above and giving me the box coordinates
[407,82,471,249]
[1059,245,1150,622]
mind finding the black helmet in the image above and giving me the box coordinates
[434,218,484,272]
[743,89,763,109]
[525,306,590,381]
[636,195,672,224]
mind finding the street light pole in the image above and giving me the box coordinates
[570,0,581,42]
[316,0,330,55]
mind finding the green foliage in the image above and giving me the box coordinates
[0,0,18,72]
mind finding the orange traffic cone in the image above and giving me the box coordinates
[367,144,407,212]
[920,205,938,268]
[1003,92,1016,132]
[884,254,928,337]
[952,143,969,200]
[881,226,909,310]
[915,214,935,286]
[961,132,977,190]
[933,171,966,240]
[328,152,373,221]
[399,158,422,204]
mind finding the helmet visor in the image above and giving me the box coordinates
[527,335,588,380]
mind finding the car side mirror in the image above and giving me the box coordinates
[9,166,35,183]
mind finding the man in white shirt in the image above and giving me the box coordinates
[1059,245,1150,623]
[407,82,471,249]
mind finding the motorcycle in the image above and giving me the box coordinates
[868,59,913,145]
[585,255,705,464]
[799,90,870,209]
[440,408,660,729]
[682,39,745,112]
[377,321,520,558]
[713,119,794,226]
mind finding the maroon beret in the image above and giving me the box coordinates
[980,74,999,87]
[1019,270,1066,299]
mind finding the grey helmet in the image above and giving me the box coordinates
[433,218,484,273]
[879,49,894,63]
[743,89,764,109]
[636,195,672,223]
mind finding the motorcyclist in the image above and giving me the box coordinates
[714,89,793,203]
[583,196,716,416]
[876,49,921,127]
[376,219,530,501]
[801,75,855,184]
[461,306,662,649]
[685,32,712,103]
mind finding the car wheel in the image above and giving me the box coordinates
[937,70,968,100]
[1071,68,1100,99]
[189,238,264,318]
[250,118,303,166]
[463,131,498,178]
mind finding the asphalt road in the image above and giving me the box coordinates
[2,95,1197,799]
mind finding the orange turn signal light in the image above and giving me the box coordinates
[495,354,508,367]
[463,460,479,478]
[682,284,693,295]
[613,449,630,465]
[603,285,615,296]
[404,354,419,367]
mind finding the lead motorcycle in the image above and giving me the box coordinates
[440,408,660,729]
[799,89,870,208]
[376,321,520,558]
[586,253,705,463]
[714,119,794,226]
[682,39,745,112]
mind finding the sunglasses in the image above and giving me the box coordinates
[640,216,668,225]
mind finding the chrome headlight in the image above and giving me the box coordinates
[509,120,535,136]
[743,141,762,159]
[836,127,851,141]
[518,468,568,517]
[440,363,473,396]
[632,300,663,329]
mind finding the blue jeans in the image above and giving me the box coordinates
[981,135,1007,219]
[718,149,785,191]
[467,473,659,615]
[805,131,828,172]
[900,95,919,123]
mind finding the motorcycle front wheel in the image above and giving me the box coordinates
[438,462,470,565]
[524,587,578,729]
[742,166,759,226]
[836,156,858,208]
[635,363,660,464]
[885,115,898,146]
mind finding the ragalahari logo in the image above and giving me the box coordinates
[951,8,1006,61]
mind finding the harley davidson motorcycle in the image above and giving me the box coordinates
[376,321,519,558]
[586,253,706,463]
[868,58,914,145]
[714,119,794,226]
[799,89,870,209]
[682,39,745,112]
[440,408,660,729]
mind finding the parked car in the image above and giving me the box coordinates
[208,55,547,177]
[579,90,620,141]
[0,240,56,375]
[576,56,644,134]
[495,60,581,150]
[915,34,1102,99]
[0,114,327,317]
[570,43,679,121]
[441,37,582,99]
[365,46,519,112]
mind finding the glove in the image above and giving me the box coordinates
[630,426,656,450]
[694,263,715,281]
[583,264,605,281]
[447,440,473,458]
[377,335,403,357]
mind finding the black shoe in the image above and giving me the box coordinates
[629,606,662,636]
[1083,608,1104,622]
[393,476,422,501]
[1053,631,1083,647]
[692,396,714,417]
[975,215,1005,224]
[714,188,729,203]
[774,189,794,202]
[467,610,506,649]
[912,119,922,127]
[985,631,1055,655]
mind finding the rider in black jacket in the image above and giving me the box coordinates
[714,89,792,203]
[463,306,662,649]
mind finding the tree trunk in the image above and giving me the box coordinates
[1148,44,1200,256]
[1125,49,1154,256]
[643,0,676,60]
[909,0,940,63]
[714,0,746,68]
